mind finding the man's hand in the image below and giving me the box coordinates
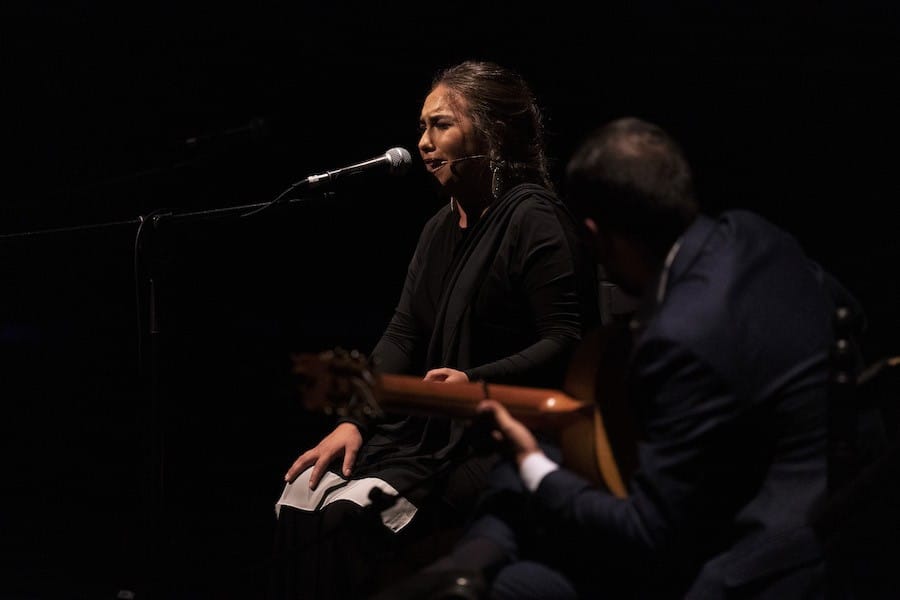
[476,399,542,467]
[284,422,363,488]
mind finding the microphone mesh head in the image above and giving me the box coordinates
[385,147,412,175]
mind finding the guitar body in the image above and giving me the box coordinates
[556,322,637,497]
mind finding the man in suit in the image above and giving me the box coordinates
[398,116,857,599]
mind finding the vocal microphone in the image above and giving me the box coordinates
[296,147,412,189]
[431,154,488,172]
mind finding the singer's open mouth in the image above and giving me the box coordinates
[424,159,447,172]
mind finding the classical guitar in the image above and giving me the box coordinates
[291,324,637,498]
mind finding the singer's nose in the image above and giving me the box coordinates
[418,128,433,155]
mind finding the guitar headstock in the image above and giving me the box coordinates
[290,348,384,420]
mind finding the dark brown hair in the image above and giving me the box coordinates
[565,117,698,259]
[432,60,552,191]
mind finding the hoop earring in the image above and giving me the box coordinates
[490,162,504,199]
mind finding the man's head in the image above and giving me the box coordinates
[565,117,699,295]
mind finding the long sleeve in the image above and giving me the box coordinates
[370,237,425,376]
[466,198,596,385]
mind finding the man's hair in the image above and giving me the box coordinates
[564,117,698,260]
[433,60,552,191]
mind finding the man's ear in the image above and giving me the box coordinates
[584,217,599,236]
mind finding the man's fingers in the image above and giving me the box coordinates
[479,399,514,431]
[476,399,498,414]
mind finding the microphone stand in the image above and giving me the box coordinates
[131,192,332,598]
[2,191,328,599]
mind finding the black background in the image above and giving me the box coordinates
[3,3,899,598]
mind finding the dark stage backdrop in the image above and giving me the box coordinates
[3,3,898,598]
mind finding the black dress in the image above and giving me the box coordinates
[271,183,599,599]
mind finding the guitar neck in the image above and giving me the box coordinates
[376,373,592,427]
[291,349,630,496]
[291,341,631,497]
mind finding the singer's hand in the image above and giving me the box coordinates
[423,367,469,384]
[284,422,362,488]
[477,399,542,467]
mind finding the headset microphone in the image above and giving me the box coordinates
[432,154,489,171]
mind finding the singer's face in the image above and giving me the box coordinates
[418,84,484,191]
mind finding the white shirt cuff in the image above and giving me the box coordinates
[519,452,559,492]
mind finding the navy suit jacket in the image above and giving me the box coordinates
[531,211,845,598]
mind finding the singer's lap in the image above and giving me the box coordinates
[272,452,498,599]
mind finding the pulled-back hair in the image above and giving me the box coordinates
[565,117,698,260]
[432,60,552,191]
